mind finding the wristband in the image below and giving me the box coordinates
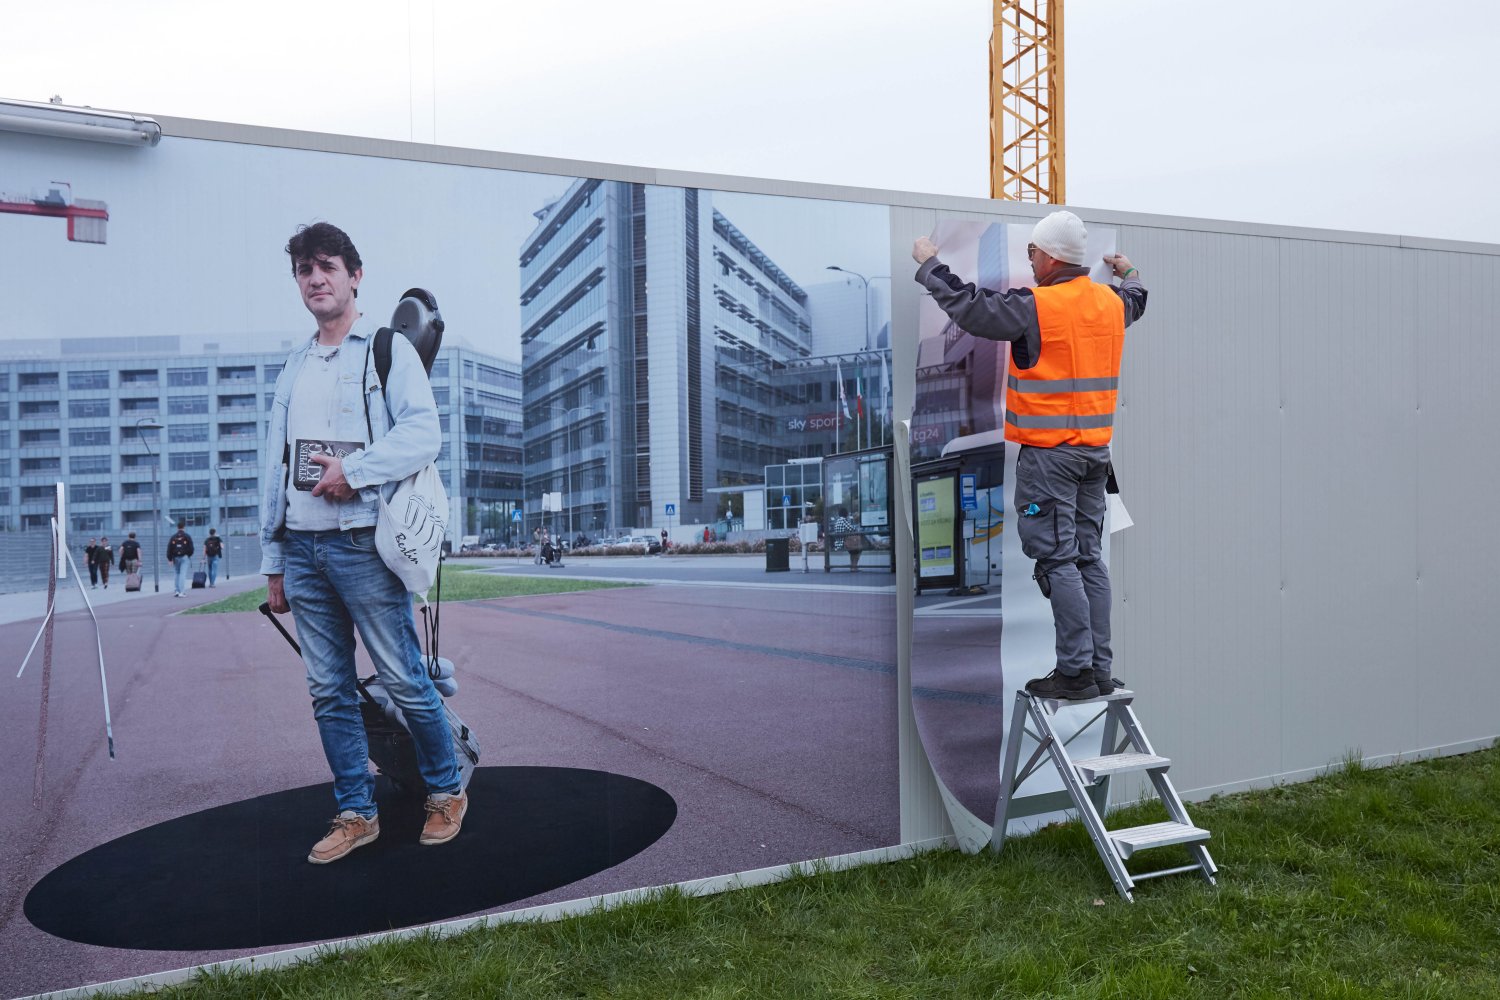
[1121,267,1137,279]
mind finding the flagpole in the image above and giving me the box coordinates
[882,351,891,448]
[858,365,870,452]
[836,360,850,455]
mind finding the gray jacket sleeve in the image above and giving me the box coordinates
[1114,276,1148,328]
[915,256,1042,368]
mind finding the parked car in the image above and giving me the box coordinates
[609,535,662,554]
[630,534,663,554]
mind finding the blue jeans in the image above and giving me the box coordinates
[282,528,459,816]
[173,556,191,594]
[207,555,220,586]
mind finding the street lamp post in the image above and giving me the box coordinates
[537,403,598,544]
[826,267,896,448]
[826,266,871,351]
[559,405,594,542]
[135,418,164,593]
[828,266,871,451]
[215,462,238,580]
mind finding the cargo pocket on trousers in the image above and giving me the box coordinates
[1016,501,1060,562]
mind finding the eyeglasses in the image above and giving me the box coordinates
[1026,244,1041,259]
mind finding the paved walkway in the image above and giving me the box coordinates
[0,554,898,628]
[1,554,899,998]
[455,552,897,592]
[0,570,267,627]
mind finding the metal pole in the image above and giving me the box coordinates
[216,465,233,580]
[151,458,160,593]
[137,419,163,593]
[861,283,869,450]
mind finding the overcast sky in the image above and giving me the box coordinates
[2,0,1497,245]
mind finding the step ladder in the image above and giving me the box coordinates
[992,687,1216,901]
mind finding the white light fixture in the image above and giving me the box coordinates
[0,98,161,147]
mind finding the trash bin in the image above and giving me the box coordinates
[764,536,790,572]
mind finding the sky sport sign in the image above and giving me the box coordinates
[784,413,844,433]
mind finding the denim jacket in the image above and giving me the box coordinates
[259,315,440,575]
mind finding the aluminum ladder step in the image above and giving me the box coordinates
[1071,751,1170,782]
[1108,821,1211,859]
[994,689,1217,901]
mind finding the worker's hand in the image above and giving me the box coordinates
[1104,253,1135,279]
[309,453,357,502]
[267,574,290,614]
[912,237,939,265]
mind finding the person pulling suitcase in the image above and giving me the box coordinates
[120,532,144,592]
[259,223,468,864]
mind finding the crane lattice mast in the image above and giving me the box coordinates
[990,0,1065,204]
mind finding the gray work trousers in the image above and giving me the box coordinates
[1014,444,1113,680]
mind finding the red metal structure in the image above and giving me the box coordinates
[0,182,108,244]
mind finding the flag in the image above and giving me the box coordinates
[856,374,864,420]
[837,362,851,420]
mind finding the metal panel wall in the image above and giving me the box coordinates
[158,114,1500,807]
[1414,250,1500,755]
[1107,225,1287,794]
[888,207,1499,805]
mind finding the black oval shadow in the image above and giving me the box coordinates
[25,766,676,950]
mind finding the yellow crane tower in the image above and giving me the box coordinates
[990,0,1064,203]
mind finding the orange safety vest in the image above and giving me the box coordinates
[1004,277,1125,447]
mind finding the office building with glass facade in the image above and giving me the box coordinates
[519,180,893,537]
[0,336,522,540]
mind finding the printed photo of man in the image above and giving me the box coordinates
[260,222,467,864]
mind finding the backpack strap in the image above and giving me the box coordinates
[375,327,395,388]
[362,328,397,443]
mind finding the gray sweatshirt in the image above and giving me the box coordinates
[915,257,1147,369]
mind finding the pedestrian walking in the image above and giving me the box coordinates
[84,538,99,588]
[94,536,114,588]
[167,519,194,597]
[118,532,141,574]
[204,528,224,587]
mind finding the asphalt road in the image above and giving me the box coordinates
[0,555,899,998]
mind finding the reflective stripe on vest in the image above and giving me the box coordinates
[1004,409,1115,430]
[1005,374,1119,394]
[1005,277,1125,447]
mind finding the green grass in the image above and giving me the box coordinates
[119,744,1500,998]
[183,563,632,614]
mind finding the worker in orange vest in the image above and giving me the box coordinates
[913,210,1147,701]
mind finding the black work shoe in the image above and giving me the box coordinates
[1025,668,1099,701]
[1092,672,1125,695]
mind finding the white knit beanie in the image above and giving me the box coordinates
[1029,210,1087,265]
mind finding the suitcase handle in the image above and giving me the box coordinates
[258,601,301,655]
[259,601,381,708]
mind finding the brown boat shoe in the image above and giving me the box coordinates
[420,790,468,846]
[308,811,380,864]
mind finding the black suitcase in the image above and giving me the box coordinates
[192,561,207,589]
[258,602,479,793]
